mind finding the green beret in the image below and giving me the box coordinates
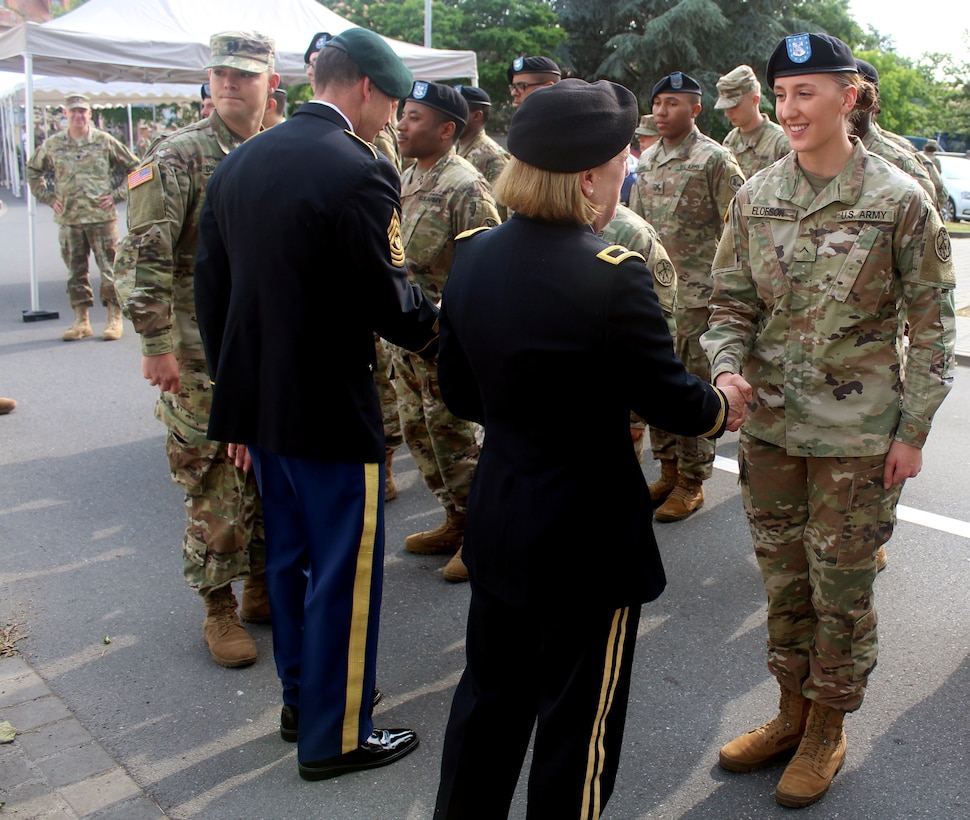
[507,79,638,173]
[325,28,413,99]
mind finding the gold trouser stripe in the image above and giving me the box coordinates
[580,607,630,820]
[341,462,380,753]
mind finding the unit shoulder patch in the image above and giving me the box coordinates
[456,226,492,241]
[597,244,646,266]
[345,129,378,160]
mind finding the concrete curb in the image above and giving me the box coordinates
[0,655,166,819]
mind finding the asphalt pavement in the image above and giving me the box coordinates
[1,191,968,819]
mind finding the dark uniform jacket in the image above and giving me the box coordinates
[194,102,438,463]
[438,216,728,609]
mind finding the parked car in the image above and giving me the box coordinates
[937,153,970,223]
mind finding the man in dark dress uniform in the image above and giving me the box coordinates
[194,28,439,782]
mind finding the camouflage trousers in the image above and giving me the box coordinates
[58,221,119,308]
[738,431,903,712]
[650,307,715,479]
[375,335,402,450]
[390,347,480,513]
[160,400,265,594]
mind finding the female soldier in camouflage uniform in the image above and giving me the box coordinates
[702,33,955,809]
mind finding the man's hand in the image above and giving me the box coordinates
[52,198,64,215]
[227,443,252,474]
[715,372,753,432]
[142,353,180,394]
[630,427,645,443]
[98,194,115,210]
[884,440,922,489]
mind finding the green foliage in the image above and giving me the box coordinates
[322,0,565,130]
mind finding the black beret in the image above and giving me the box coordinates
[304,32,331,65]
[507,55,561,84]
[855,58,879,88]
[406,81,469,126]
[454,84,491,106]
[200,82,211,101]
[507,79,638,173]
[325,28,414,99]
[651,71,702,101]
[766,33,857,87]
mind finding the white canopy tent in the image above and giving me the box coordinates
[0,75,200,204]
[0,0,478,319]
[0,0,478,86]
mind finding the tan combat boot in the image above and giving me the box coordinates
[102,303,124,341]
[719,684,810,772]
[203,585,257,668]
[62,306,93,341]
[648,458,679,505]
[775,702,847,808]
[239,571,271,624]
[654,475,704,522]
[442,546,468,583]
[385,447,398,501]
[0,397,16,415]
[875,545,888,572]
[405,507,465,555]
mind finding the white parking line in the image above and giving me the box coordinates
[713,455,970,540]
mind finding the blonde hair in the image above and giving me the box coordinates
[493,157,601,225]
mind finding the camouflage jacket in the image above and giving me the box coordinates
[600,204,677,322]
[628,125,745,309]
[400,149,500,301]
[702,138,955,457]
[861,125,936,205]
[373,121,403,174]
[26,127,138,225]
[722,116,790,179]
[115,112,246,367]
[457,130,509,189]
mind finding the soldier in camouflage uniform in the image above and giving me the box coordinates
[853,60,947,217]
[394,81,500,581]
[26,94,139,342]
[114,32,279,669]
[454,85,509,189]
[635,114,660,154]
[600,204,678,462]
[715,65,790,178]
[628,71,745,521]
[703,34,955,809]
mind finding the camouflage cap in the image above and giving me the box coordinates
[715,65,758,109]
[924,139,940,153]
[205,31,275,73]
[634,114,659,136]
[64,94,91,111]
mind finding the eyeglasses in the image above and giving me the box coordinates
[509,80,549,94]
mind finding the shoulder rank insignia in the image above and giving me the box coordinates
[596,244,646,266]
[127,165,154,189]
[456,226,492,241]
[345,129,378,160]
[388,208,405,266]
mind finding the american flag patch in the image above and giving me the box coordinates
[128,165,154,189]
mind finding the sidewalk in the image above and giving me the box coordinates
[0,656,164,819]
[950,232,970,364]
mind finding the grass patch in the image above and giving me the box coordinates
[946,221,970,235]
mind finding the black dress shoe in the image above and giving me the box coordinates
[280,689,383,743]
[298,728,419,781]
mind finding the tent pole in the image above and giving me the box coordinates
[22,52,58,323]
[424,0,431,48]
[126,103,134,151]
